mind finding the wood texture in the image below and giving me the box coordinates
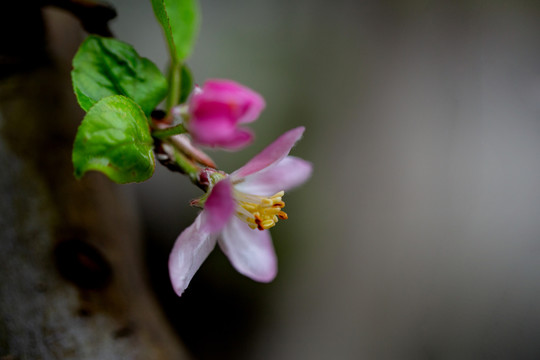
[0,5,188,359]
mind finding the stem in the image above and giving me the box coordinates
[155,140,202,187]
[152,123,187,139]
[172,146,199,183]
[166,61,182,111]
[168,134,217,169]
[47,0,117,37]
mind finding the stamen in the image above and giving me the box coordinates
[261,219,275,228]
[234,190,289,231]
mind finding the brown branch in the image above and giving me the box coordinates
[0,4,189,359]
[44,0,117,37]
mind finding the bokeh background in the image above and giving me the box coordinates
[74,0,540,358]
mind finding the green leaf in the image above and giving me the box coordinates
[151,0,200,62]
[73,95,155,184]
[72,35,168,115]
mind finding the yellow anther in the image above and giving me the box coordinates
[234,190,288,231]
[261,219,275,229]
[262,198,274,206]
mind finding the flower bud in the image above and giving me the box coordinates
[187,79,265,150]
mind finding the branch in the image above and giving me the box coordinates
[45,0,117,37]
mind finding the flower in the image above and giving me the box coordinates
[169,127,312,296]
[186,79,265,150]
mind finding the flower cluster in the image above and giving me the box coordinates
[69,5,311,298]
[168,80,312,296]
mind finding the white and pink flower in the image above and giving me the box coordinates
[186,79,265,150]
[168,127,312,296]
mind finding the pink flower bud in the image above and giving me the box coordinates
[187,79,265,150]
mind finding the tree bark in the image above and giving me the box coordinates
[0,4,188,359]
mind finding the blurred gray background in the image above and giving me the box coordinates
[69,0,540,358]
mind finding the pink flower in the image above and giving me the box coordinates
[169,127,312,296]
[187,79,265,150]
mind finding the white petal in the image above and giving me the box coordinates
[168,213,218,296]
[218,217,277,282]
[235,156,313,196]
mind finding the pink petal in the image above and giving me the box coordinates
[202,79,265,124]
[234,156,313,196]
[169,213,218,296]
[188,115,237,144]
[218,217,277,283]
[204,179,235,233]
[218,128,254,150]
[190,100,236,122]
[232,127,305,179]
[190,115,254,149]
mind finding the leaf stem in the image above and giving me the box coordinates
[152,123,187,139]
[166,61,183,111]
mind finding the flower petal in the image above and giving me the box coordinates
[232,127,305,179]
[190,100,237,123]
[218,217,277,283]
[234,156,313,196]
[189,117,254,149]
[202,79,265,124]
[204,179,235,233]
[169,213,218,296]
[188,115,237,144]
[217,128,254,150]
